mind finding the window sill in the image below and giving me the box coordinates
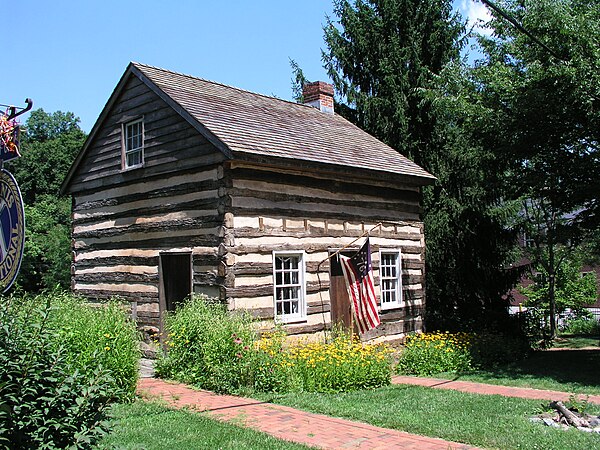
[121,164,145,172]
[380,303,403,311]
[275,317,307,325]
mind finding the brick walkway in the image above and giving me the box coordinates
[138,378,476,450]
[392,375,600,404]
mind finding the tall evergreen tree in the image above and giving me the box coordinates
[323,0,521,330]
[323,0,463,165]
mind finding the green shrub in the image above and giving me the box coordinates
[561,314,600,335]
[0,295,113,448]
[46,293,141,400]
[155,296,257,394]
[397,331,472,375]
[397,331,531,376]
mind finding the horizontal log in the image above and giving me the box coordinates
[75,234,222,252]
[227,160,427,190]
[74,272,158,284]
[74,289,158,302]
[74,217,223,240]
[74,255,160,269]
[193,272,223,285]
[229,197,421,223]
[233,227,422,241]
[237,300,331,320]
[229,187,421,216]
[229,243,423,256]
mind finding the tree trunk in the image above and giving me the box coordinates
[548,240,557,339]
[549,271,556,338]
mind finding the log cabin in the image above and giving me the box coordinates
[61,62,435,343]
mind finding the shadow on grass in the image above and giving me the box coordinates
[462,349,600,389]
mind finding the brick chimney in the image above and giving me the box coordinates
[303,81,334,114]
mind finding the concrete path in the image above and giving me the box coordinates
[392,375,600,404]
[137,378,477,450]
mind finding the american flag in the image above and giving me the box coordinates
[339,238,381,334]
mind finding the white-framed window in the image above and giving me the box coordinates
[273,251,306,323]
[379,249,402,309]
[123,118,144,169]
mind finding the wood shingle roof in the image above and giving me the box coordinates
[131,63,434,182]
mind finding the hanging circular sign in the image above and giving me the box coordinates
[0,169,25,292]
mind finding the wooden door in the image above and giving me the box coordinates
[329,252,356,333]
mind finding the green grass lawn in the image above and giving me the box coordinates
[257,385,600,450]
[96,401,314,450]
[438,348,600,395]
[554,335,600,349]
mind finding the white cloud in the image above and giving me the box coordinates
[460,0,493,35]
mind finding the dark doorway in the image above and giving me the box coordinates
[160,253,192,313]
[329,250,358,333]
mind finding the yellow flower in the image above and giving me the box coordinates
[105,346,110,351]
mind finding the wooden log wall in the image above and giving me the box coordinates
[223,164,426,342]
[69,75,227,330]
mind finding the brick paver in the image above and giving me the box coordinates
[138,378,477,450]
[392,375,600,404]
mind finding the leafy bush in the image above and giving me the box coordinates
[397,331,530,376]
[156,296,393,394]
[46,293,141,400]
[155,296,257,394]
[561,314,600,335]
[397,331,472,375]
[0,295,113,448]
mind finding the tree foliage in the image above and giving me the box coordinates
[472,0,600,335]
[323,0,464,165]
[521,254,598,315]
[6,109,85,292]
[323,0,521,330]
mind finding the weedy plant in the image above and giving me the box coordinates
[155,295,257,394]
[397,331,530,376]
[47,292,141,400]
[397,331,472,375]
[0,294,118,448]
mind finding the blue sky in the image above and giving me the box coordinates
[2,0,489,132]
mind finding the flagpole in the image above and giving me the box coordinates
[318,222,383,266]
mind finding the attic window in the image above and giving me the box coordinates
[123,119,144,169]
